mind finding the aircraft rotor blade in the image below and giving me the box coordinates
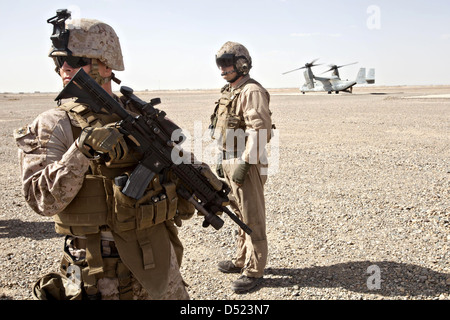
[282,67,306,75]
[282,59,322,75]
[322,62,358,74]
[305,58,321,68]
[321,67,335,74]
[336,61,358,68]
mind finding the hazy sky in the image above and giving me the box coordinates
[1,0,450,92]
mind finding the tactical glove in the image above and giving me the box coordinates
[77,126,128,162]
[232,162,251,185]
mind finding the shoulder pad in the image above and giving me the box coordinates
[14,125,40,153]
[58,101,88,114]
[14,125,31,140]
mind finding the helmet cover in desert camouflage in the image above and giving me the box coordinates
[216,41,252,76]
[49,18,124,71]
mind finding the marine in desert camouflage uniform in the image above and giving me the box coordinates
[15,10,192,300]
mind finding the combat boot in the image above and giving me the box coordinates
[218,260,242,273]
[231,275,262,293]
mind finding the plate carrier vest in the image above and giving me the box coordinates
[53,98,182,299]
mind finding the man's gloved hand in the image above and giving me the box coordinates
[77,126,128,162]
[232,162,251,186]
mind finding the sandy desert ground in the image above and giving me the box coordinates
[0,85,448,300]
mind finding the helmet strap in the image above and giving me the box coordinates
[89,58,112,86]
[227,67,241,83]
[110,72,122,84]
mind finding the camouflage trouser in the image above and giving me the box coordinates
[65,237,189,300]
[222,159,268,278]
[99,245,189,300]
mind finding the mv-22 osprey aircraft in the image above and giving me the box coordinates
[283,59,375,94]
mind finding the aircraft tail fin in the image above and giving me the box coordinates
[356,68,366,84]
[366,68,375,84]
[304,70,314,89]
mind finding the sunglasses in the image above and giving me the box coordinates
[55,56,92,69]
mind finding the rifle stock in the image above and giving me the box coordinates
[56,68,252,235]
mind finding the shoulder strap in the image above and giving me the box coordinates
[57,102,88,140]
[220,83,230,93]
[58,101,104,129]
[58,101,122,140]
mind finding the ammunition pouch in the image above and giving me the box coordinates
[111,180,178,234]
[32,272,82,300]
[47,240,133,300]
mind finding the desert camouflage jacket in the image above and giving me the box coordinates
[15,106,90,216]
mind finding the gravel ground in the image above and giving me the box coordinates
[0,85,449,300]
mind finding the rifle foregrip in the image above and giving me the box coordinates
[204,212,225,230]
[176,187,225,230]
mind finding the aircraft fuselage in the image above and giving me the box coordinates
[301,79,356,94]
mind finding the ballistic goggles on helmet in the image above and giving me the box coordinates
[55,56,92,69]
[216,53,247,68]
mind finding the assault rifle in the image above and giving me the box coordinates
[55,68,251,234]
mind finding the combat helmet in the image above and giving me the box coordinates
[47,9,124,84]
[216,41,252,80]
